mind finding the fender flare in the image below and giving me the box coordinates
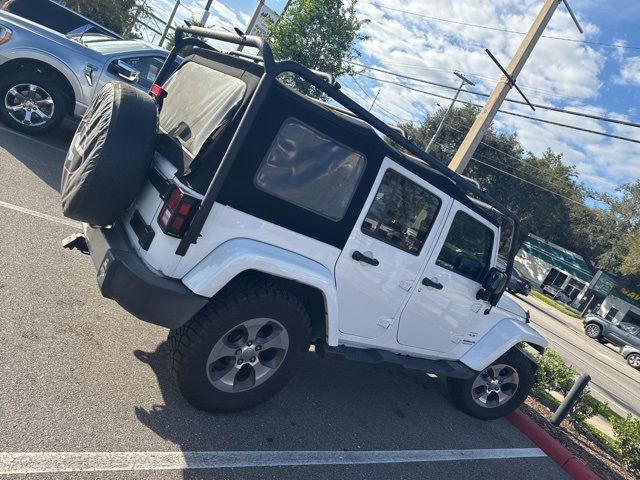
[0,48,85,113]
[182,238,340,345]
[459,318,548,371]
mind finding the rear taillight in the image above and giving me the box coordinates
[157,187,200,237]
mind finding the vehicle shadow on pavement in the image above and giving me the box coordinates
[0,122,74,192]
[132,342,532,479]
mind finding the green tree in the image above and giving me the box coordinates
[266,0,369,98]
[399,105,623,272]
[59,0,147,36]
[598,181,640,276]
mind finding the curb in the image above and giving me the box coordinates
[507,409,600,480]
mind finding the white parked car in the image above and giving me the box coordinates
[61,27,547,419]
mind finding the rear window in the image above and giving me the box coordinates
[254,117,366,221]
[159,62,246,159]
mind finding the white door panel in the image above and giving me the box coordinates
[398,202,499,352]
[335,159,452,339]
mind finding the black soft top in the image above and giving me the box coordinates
[179,48,498,227]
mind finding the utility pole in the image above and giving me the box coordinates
[237,0,265,51]
[448,0,582,173]
[201,0,214,25]
[426,71,475,153]
[159,0,180,47]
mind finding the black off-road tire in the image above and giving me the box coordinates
[447,349,535,420]
[60,82,157,225]
[167,278,311,412]
[0,70,67,134]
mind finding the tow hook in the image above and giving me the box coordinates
[62,233,89,254]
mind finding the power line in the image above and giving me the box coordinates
[470,156,586,206]
[360,1,640,51]
[349,77,412,123]
[350,62,640,130]
[355,72,640,145]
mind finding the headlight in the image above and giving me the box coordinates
[0,25,12,45]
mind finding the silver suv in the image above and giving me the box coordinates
[0,11,174,134]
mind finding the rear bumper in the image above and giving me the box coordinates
[85,223,208,328]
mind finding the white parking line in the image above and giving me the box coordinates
[0,125,68,154]
[0,200,81,229]
[0,449,546,474]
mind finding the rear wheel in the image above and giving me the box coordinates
[627,353,640,369]
[168,279,311,412]
[447,349,534,419]
[0,71,66,134]
[584,323,602,340]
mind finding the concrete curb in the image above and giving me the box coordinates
[507,409,600,479]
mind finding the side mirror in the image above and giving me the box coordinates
[113,60,140,83]
[482,267,508,293]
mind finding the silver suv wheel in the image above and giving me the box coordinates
[4,83,54,127]
[471,363,520,408]
[585,323,601,339]
[628,353,640,368]
[206,317,290,392]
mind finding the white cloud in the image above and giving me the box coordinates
[349,0,639,194]
[615,56,640,86]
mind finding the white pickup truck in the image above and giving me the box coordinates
[61,26,547,420]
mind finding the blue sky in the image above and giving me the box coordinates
[146,0,640,197]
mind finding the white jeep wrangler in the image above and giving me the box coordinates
[61,27,547,419]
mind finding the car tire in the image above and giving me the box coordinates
[584,323,602,340]
[167,278,311,412]
[627,353,640,369]
[0,70,67,134]
[446,349,534,420]
[60,82,157,226]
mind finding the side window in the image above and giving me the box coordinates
[605,308,618,321]
[619,322,639,335]
[255,118,366,221]
[361,169,441,255]
[436,211,494,282]
[109,56,166,89]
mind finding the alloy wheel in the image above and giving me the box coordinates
[585,324,601,338]
[4,83,54,127]
[206,318,290,392]
[628,353,640,368]
[471,363,520,408]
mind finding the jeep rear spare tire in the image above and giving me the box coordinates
[61,82,157,226]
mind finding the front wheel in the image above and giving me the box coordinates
[584,323,602,340]
[447,349,534,420]
[627,353,640,369]
[0,70,66,134]
[167,279,311,412]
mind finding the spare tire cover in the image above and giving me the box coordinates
[61,82,158,225]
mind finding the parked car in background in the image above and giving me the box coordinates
[0,11,176,133]
[541,284,572,304]
[507,267,531,296]
[2,0,121,38]
[583,313,640,360]
[619,344,640,370]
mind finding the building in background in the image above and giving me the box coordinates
[514,234,593,303]
[584,274,640,326]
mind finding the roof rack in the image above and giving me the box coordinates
[155,26,519,284]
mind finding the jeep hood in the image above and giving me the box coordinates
[496,294,528,322]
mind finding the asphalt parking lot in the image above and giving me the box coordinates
[0,123,568,479]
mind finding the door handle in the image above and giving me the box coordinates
[352,250,379,266]
[422,277,443,289]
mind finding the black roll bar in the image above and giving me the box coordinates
[164,27,519,288]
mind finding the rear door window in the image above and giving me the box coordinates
[361,169,441,255]
[254,117,366,221]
